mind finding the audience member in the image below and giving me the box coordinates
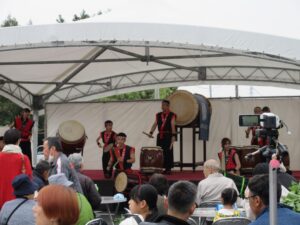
[141,181,197,225]
[120,184,159,225]
[252,163,291,197]
[68,153,102,210]
[0,174,37,225]
[33,184,79,225]
[196,159,238,205]
[44,137,82,193]
[149,173,169,215]
[33,160,50,190]
[0,129,32,209]
[213,188,240,222]
[0,136,4,151]
[248,174,300,225]
[48,173,94,225]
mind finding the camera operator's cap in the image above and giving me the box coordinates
[12,174,38,196]
[48,173,73,187]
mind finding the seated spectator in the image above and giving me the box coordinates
[252,163,290,198]
[33,184,79,225]
[0,129,32,209]
[149,173,169,215]
[196,159,238,205]
[120,184,159,225]
[140,181,197,225]
[44,137,83,193]
[48,173,94,225]
[248,174,300,225]
[0,174,37,225]
[68,153,102,210]
[33,160,50,190]
[213,188,240,222]
[0,136,4,151]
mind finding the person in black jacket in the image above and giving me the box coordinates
[140,181,197,225]
[68,153,102,210]
[33,160,50,190]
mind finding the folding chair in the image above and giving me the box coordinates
[212,217,251,225]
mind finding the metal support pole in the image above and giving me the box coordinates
[32,109,39,167]
[180,127,183,171]
[154,88,160,99]
[192,127,196,172]
[269,163,278,225]
[235,85,239,98]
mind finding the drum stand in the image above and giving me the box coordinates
[174,126,206,172]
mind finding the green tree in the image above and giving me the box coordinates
[56,15,65,23]
[0,96,21,126]
[72,10,90,21]
[1,15,18,27]
[100,87,177,101]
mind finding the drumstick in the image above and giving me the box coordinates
[142,131,154,138]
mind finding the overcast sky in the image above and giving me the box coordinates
[1,0,300,96]
[1,0,300,39]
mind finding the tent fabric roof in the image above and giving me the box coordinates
[0,21,300,108]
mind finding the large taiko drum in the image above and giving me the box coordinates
[140,147,164,174]
[57,120,86,156]
[167,90,212,126]
[114,171,147,196]
[232,145,290,175]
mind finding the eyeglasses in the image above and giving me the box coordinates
[244,195,257,200]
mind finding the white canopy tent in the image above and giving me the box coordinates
[1,3,300,165]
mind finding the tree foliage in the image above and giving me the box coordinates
[100,87,177,101]
[0,96,21,126]
[56,15,65,23]
[1,15,18,27]
[73,10,90,21]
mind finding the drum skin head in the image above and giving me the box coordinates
[58,120,85,143]
[168,90,199,126]
[115,172,128,192]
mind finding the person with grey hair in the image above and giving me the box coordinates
[140,181,197,225]
[196,159,238,205]
[68,153,101,209]
[44,137,83,194]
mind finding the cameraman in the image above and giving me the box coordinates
[245,106,262,145]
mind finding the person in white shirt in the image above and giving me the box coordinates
[196,159,238,205]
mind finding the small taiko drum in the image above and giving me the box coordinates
[140,146,164,174]
[114,171,147,196]
[57,120,86,156]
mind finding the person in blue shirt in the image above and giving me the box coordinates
[247,174,300,225]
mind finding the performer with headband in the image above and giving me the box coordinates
[218,137,241,175]
[148,99,176,174]
[10,108,34,165]
[96,120,116,178]
[107,132,135,176]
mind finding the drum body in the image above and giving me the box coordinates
[114,171,147,196]
[57,120,86,156]
[140,147,164,174]
[168,90,212,126]
[233,145,290,175]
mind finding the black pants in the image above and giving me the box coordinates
[157,134,174,170]
[20,141,32,166]
[102,151,112,177]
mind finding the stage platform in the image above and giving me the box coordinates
[82,170,300,196]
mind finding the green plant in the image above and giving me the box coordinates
[282,181,300,212]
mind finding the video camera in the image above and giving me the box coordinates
[239,113,284,160]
